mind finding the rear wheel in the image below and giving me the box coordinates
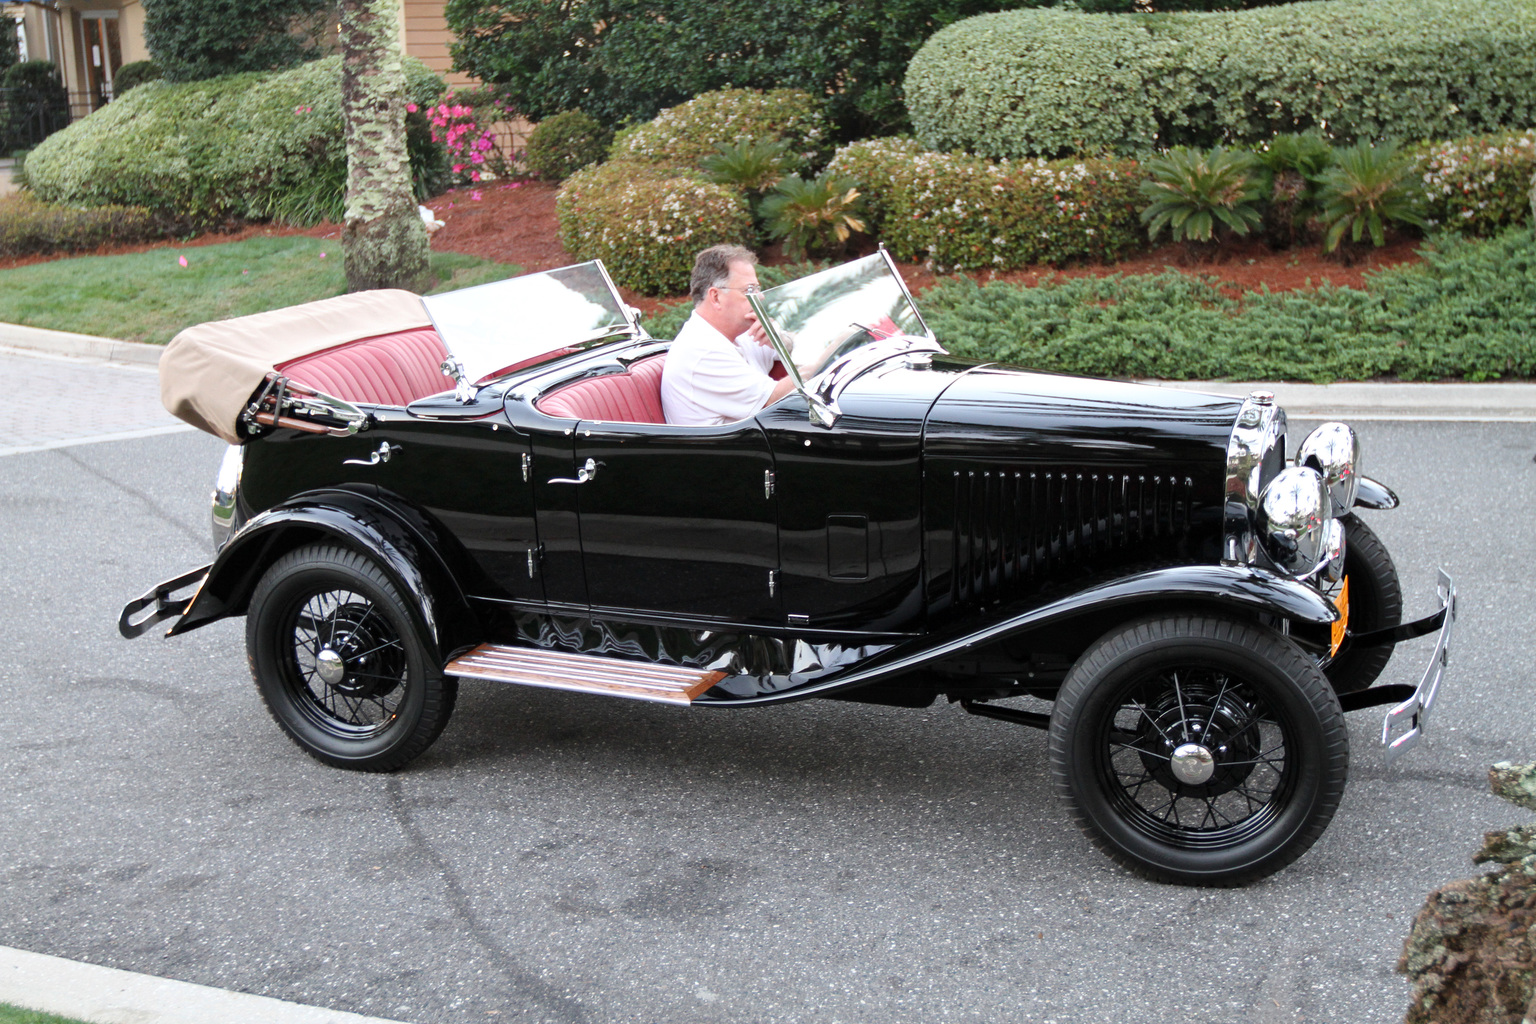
[246,543,456,771]
[1049,614,1348,886]
[1325,513,1402,694]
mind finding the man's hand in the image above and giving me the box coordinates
[742,311,770,348]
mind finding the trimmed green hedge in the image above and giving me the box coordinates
[0,193,160,256]
[609,88,830,172]
[556,160,752,295]
[918,227,1536,381]
[825,140,1144,269]
[906,0,1536,158]
[24,56,445,226]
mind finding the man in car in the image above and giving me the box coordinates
[660,244,799,426]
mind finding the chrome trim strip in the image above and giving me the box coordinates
[1383,569,1456,762]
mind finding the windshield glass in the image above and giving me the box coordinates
[757,252,930,377]
[420,262,637,383]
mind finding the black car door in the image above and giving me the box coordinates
[563,420,781,626]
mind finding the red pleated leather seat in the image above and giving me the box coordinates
[278,328,454,407]
[535,354,667,423]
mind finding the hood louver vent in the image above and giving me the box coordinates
[950,468,1194,606]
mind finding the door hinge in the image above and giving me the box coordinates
[526,543,544,579]
[764,469,775,499]
[521,452,531,483]
[768,569,778,597]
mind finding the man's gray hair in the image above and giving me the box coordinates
[690,244,757,305]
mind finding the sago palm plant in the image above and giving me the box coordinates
[1314,140,1428,253]
[1139,147,1266,252]
[1253,132,1335,247]
[702,139,794,196]
[760,172,866,259]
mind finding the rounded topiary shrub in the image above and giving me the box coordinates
[112,60,163,93]
[557,160,752,295]
[525,110,613,181]
[608,88,830,172]
[825,137,928,236]
[25,55,445,227]
[884,151,1145,271]
[906,0,1536,158]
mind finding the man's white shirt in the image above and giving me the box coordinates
[660,311,779,426]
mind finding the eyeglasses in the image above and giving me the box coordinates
[714,283,762,296]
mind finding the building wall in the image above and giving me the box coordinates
[401,0,474,86]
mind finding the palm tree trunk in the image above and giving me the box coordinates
[339,0,430,292]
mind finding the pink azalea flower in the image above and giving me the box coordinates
[319,252,327,259]
[178,255,188,267]
[471,191,482,201]
[406,103,418,113]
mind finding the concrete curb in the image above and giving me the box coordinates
[3,320,1536,420]
[0,322,163,367]
[0,945,413,1024]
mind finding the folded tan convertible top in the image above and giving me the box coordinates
[160,289,431,444]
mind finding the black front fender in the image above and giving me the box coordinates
[696,564,1338,706]
[162,493,478,660]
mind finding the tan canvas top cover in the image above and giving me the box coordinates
[160,289,432,444]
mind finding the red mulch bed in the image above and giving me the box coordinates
[1,179,1424,309]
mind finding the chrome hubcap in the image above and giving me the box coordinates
[1170,742,1216,785]
[315,647,346,685]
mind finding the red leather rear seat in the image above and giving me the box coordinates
[535,354,667,423]
[278,327,454,407]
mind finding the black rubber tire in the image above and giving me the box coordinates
[1049,614,1349,886]
[1325,513,1402,694]
[246,543,457,772]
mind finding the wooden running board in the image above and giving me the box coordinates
[444,644,726,705]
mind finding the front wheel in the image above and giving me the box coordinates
[246,543,457,771]
[1049,614,1348,886]
[1325,513,1402,694]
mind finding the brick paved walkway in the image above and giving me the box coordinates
[0,347,192,456]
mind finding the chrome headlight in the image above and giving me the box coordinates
[1296,422,1360,515]
[1258,465,1338,577]
[211,443,244,552]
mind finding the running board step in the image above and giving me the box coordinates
[444,644,726,705]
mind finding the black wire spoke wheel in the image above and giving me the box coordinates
[1106,667,1290,849]
[247,544,457,772]
[287,588,408,735]
[1050,615,1348,886]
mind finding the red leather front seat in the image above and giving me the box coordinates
[535,354,667,423]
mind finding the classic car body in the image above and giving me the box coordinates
[122,252,1454,885]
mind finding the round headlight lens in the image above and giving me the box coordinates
[1296,422,1360,515]
[1258,465,1332,576]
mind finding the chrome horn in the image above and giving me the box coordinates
[1296,422,1360,515]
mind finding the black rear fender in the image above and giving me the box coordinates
[169,492,479,660]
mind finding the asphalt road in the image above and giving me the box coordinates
[1,390,1532,1024]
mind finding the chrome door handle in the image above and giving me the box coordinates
[547,457,602,485]
[344,442,401,466]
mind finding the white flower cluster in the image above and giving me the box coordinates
[1415,129,1536,229]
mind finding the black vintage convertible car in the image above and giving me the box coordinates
[122,252,1454,885]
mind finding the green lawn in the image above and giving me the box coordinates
[0,1003,92,1024]
[0,235,519,344]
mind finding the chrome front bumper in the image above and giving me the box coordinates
[1382,569,1456,762]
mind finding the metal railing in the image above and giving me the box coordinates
[0,86,72,152]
